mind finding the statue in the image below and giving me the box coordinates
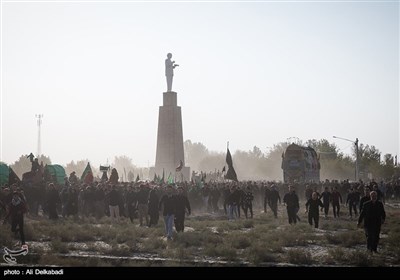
[165,53,179,92]
[27,153,35,162]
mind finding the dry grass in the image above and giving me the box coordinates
[286,248,313,265]
[6,203,400,267]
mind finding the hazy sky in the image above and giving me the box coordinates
[1,0,399,168]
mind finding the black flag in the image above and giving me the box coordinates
[225,148,238,182]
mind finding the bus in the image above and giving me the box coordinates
[281,143,320,183]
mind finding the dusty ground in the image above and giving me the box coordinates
[1,202,400,267]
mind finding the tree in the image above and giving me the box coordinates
[184,140,209,171]
[128,170,135,182]
[306,139,340,160]
[112,155,136,182]
[380,154,395,179]
[356,144,381,179]
[383,154,394,167]
[250,146,263,159]
[265,142,289,181]
[197,152,225,173]
[64,160,92,179]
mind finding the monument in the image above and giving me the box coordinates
[151,53,190,182]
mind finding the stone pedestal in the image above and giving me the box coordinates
[151,92,190,182]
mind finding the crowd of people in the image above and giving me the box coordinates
[1,167,398,252]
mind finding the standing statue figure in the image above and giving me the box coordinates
[165,53,179,92]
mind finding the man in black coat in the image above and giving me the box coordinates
[174,187,191,232]
[4,190,27,245]
[46,183,60,220]
[283,185,300,225]
[357,191,386,253]
[321,186,331,218]
[305,192,324,228]
[148,188,159,227]
[268,185,281,218]
[159,185,177,240]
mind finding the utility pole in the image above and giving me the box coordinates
[35,114,43,157]
[355,138,359,182]
[333,136,359,181]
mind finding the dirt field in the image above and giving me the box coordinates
[1,202,400,267]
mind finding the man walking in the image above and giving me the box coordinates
[283,185,300,225]
[357,191,386,253]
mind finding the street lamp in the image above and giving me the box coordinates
[333,136,359,181]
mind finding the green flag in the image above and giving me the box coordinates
[167,172,174,184]
[161,169,165,184]
[81,162,93,184]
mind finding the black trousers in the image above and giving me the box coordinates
[174,213,185,232]
[349,202,358,217]
[308,213,320,228]
[149,209,159,227]
[270,202,278,218]
[365,226,381,252]
[242,203,253,219]
[323,202,329,216]
[287,207,297,224]
[11,215,25,245]
[332,203,340,218]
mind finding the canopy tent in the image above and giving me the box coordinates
[0,163,9,185]
[45,164,66,185]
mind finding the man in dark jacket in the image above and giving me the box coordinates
[268,185,281,218]
[137,184,150,226]
[242,186,254,219]
[283,185,300,225]
[108,185,121,223]
[46,183,60,220]
[330,187,342,218]
[148,188,159,227]
[305,192,324,228]
[159,185,177,240]
[174,187,191,232]
[346,188,360,218]
[4,190,27,245]
[321,186,331,218]
[357,191,386,253]
[126,186,137,223]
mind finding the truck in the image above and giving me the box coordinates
[281,143,320,183]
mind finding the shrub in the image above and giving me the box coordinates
[242,220,254,229]
[327,247,348,263]
[286,249,313,265]
[204,244,237,261]
[325,231,364,247]
[347,250,373,266]
[230,234,251,249]
[50,238,69,254]
[246,245,278,265]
